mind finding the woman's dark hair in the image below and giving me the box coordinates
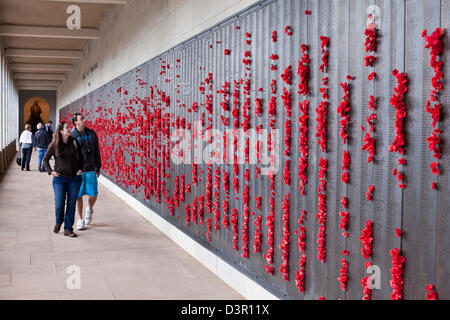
[54,121,71,157]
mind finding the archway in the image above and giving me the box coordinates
[23,97,50,133]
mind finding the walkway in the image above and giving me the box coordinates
[0,151,243,300]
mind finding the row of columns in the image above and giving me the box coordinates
[0,40,19,176]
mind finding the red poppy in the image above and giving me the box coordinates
[269,54,279,60]
[285,25,292,36]
[272,30,277,43]
[430,162,439,175]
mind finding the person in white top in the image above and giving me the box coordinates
[19,124,34,171]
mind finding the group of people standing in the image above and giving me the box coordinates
[19,114,102,238]
[18,120,53,171]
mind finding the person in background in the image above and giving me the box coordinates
[45,120,54,141]
[19,124,33,171]
[43,122,84,238]
[33,123,51,172]
[71,113,102,231]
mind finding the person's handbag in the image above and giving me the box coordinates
[16,148,22,166]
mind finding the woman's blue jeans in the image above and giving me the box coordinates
[52,175,82,232]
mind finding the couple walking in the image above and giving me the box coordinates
[42,113,102,237]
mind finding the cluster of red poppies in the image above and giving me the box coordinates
[340,196,349,238]
[245,32,251,46]
[298,44,310,96]
[338,259,349,291]
[423,28,444,189]
[316,76,329,153]
[242,51,251,67]
[298,100,309,196]
[191,197,198,225]
[360,220,373,259]
[339,209,349,238]
[180,174,185,203]
[362,133,375,163]
[232,81,240,129]
[173,175,180,209]
[206,217,212,242]
[426,284,438,300]
[214,167,221,230]
[366,185,375,201]
[295,209,307,293]
[279,193,290,281]
[198,195,204,225]
[316,157,327,263]
[390,247,405,300]
[254,215,262,253]
[361,26,378,165]
[297,210,307,254]
[268,95,277,117]
[264,171,275,274]
[255,98,263,117]
[361,262,372,300]
[243,96,250,133]
[185,203,191,227]
[364,24,377,65]
[230,208,239,250]
[282,88,292,156]
[319,36,329,73]
[218,81,230,112]
[201,164,211,213]
[295,255,306,293]
[389,70,408,189]
[220,199,228,230]
[316,41,329,262]
[338,80,351,144]
[341,150,350,184]
[241,184,250,258]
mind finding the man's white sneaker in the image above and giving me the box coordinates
[76,219,86,230]
[85,208,93,225]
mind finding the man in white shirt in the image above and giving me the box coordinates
[19,124,34,171]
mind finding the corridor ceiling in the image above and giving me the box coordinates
[0,0,127,91]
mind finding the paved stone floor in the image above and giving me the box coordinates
[0,151,243,300]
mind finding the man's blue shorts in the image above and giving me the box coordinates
[77,171,98,198]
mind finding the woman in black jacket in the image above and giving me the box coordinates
[43,122,84,237]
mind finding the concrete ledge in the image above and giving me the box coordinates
[98,175,279,300]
